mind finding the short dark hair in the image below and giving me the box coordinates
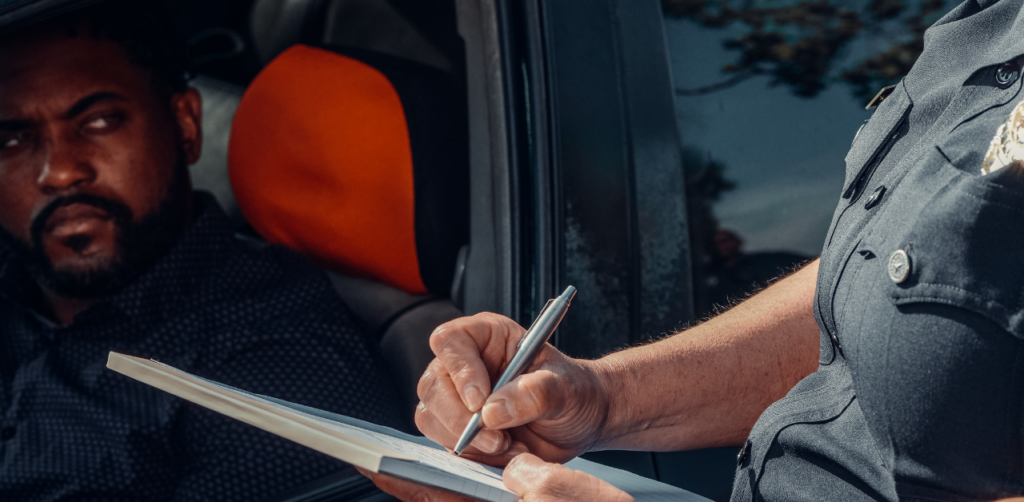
[55,0,191,95]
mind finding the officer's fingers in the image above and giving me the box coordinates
[416,359,453,415]
[415,367,478,448]
[430,314,527,411]
[414,403,526,465]
[416,366,475,436]
[429,325,492,412]
[481,369,567,430]
[503,453,635,502]
[415,397,512,456]
[430,313,525,359]
[359,468,474,502]
[457,439,531,468]
[413,401,457,446]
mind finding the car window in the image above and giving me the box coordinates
[661,0,956,318]
[655,2,959,499]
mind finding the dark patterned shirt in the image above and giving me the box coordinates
[0,193,404,501]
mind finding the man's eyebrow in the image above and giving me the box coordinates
[65,92,127,120]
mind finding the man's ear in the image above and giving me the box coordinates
[171,87,203,165]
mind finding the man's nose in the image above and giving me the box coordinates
[36,138,96,194]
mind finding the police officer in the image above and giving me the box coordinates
[364,0,1024,500]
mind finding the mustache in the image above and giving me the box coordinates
[30,193,134,245]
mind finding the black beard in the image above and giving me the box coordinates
[0,158,191,300]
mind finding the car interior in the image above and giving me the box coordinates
[0,0,785,499]
[142,1,737,499]
[183,0,471,435]
[180,1,737,500]
[148,0,543,498]
[0,0,903,499]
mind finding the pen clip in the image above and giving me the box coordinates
[518,299,554,348]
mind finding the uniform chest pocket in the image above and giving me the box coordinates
[863,151,1024,339]
[843,82,913,197]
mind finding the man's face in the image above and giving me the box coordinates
[0,23,202,299]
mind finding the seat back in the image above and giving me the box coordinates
[189,76,246,230]
[227,45,469,421]
[249,0,456,72]
[249,0,320,64]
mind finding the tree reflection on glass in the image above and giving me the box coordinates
[683,148,809,316]
[663,0,946,102]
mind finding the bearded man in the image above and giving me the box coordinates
[0,2,403,500]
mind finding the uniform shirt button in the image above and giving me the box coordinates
[737,439,751,466]
[996,61,1020,88]
[888,249,911,283]
[0,426,16,441]
[864,185,887,209]
[829,330,845,356]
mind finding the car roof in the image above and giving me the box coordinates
[0,0,107,33]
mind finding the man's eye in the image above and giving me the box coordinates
[2,133,24,150]
[83,114,122,132]
[85,117,110,130]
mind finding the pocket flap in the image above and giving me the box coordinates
[879,158,1024,339]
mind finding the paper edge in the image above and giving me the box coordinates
[106,351,418,470]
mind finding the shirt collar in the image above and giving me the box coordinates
[910,0,1024,97]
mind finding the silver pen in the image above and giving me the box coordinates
[453,285,577,456]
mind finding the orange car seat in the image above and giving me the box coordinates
[228,44,469,419]
[229,44,468,297]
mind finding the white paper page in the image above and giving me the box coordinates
[141,358,710,502]
[205,375,510,493]
[307,413,508,491]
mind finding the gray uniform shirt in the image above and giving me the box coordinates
[731,0,1024,500]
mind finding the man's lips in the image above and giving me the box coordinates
[42,203,114,238]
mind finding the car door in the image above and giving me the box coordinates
[457,0,741,499]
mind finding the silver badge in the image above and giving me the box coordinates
[982,99,1024,175]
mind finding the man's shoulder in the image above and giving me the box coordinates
[198,235,356,328]
[227,234,329,291]
[144,227,368,359]
[173,236,403,428]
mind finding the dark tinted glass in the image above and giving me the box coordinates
[656,1,956,500]
[662,0,955,317]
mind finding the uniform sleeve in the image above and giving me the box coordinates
[168,307,406,502]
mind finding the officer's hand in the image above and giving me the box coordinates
[504,453,634,502]
[358,467,473,502]
[416,313,609,465]
[359,454,634,502]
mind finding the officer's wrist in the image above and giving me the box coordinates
[584,356,642,450]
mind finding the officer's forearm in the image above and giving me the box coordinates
[586,259,821,451]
